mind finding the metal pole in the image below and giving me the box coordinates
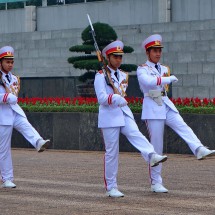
[5,3,7,10]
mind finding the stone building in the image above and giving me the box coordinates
[0,0,215,98]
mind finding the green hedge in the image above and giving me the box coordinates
[20,104,215,114]
[69,45,134,53]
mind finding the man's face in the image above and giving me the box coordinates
[1,58,14,73]
[147,47,162,64]
[107,54,123,70]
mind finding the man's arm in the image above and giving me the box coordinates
[94,72,127,107]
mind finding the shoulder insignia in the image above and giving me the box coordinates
[119,69,128,76]
[12,73,20,80]
[119,69,127,73]
[139,64,148,67]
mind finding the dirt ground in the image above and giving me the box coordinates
[0,149,214,215]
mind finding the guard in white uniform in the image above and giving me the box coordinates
[137,34,215,193]
[0,46,50,188]
[94,40,168,198]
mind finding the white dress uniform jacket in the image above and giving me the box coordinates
[94,67,133,128]
[137,60,178,120]
[0,71,26,125]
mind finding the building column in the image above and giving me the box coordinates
[42,0,47,7]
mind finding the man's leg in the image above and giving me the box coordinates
[13,113,48,151]
[166,109,203,155]
[120,115,165,164]
[0,125,14,182]
[102,127,120,192]
[145,119,166,186]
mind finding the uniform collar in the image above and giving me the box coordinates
[146,60,161,68]
[146,60,161,75]
[0,71,12,82]
[107,66,120,83]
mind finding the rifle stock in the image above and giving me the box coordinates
[87,14,120,95]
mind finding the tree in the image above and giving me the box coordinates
[68,22,137,83]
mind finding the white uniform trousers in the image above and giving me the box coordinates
[102,114,155,191]
[145,106,203,185]
[0,112,42,182]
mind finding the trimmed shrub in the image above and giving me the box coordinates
[68,22,136,82]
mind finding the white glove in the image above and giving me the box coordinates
[118,97,128,107]
[112,94,128,107]
[6,93,18,105]
[169,75,178,83]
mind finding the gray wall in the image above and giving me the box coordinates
[0,0,170,34]
[1,0,215,33]
[18,76,143,98]
[0,6,36,33]
[172,0,215,22]
[37,0,170,31]
[12,112,215,154]
[0,0,215,98]
[4,19,214,99]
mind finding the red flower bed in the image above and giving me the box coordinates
[18,97,98,106]
[18,97,215,114]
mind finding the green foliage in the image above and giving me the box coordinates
[21,105,99,113]
[68,22,137,82]
[73,59,101,70]
[78,71,96,82]
[68,55,97,64]
[71,58,136,73]
[82,22,117,46]
[119,64,137,72]
[20,104,215,114]
[123,46,134,53]
[69,45,95,53]
[69,45,134,54]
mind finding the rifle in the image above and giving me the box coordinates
[87,14,120,95]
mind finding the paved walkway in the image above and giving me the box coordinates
[0,149,215,215]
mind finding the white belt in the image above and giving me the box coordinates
[144,91,167,97]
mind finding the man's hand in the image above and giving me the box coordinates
[112,94,128,107]
[169,75,178,83]
[6,93,18,105]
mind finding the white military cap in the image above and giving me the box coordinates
[142,34,163,50]
[102,40,124,58]
[0,46,14,59]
